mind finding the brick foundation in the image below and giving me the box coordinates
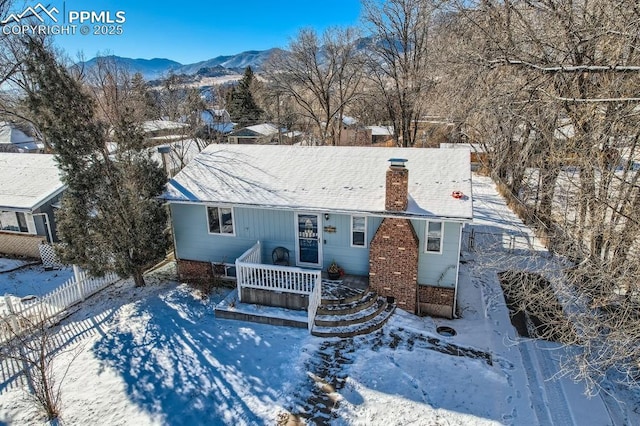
[417,285,455,319]
[177,259,213,282]
[369,218,419,313]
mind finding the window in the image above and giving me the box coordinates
[351,215,367,247]
[0,211,29,233]
[425,221,443,253]
[207,206,234,235]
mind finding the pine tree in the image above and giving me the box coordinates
[23,39,168,287]
[227,66,264,128]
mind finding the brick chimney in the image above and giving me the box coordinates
[370,158,419,313]
[385,158,409,211]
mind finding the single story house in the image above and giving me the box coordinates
[163,145,473,319]
[227,123,279,145]
[0,153,64,258]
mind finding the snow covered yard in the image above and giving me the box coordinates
[0,258,34,273]
[0,174,638,425]
[0,262,75,315]
[0,267,532,425]
[0,263,74,298]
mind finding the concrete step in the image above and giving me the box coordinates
[316,291,378,316]
[320,281,367,305]
[314,297,387,327]
[311,303,396,338]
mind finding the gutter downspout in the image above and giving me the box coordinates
[453,223,464,319]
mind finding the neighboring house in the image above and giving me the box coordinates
[163,145,473,319]
[366,126,395,147]
[0,153,64,258]
[201,109,235,135]
[227,123,280,144]
[0,122,43,153]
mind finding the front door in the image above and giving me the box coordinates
[295,213,322,267]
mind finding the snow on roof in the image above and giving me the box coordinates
[342,116,357,126]
[150,139,204,174]
[244,123,279,136]
[366,126,394,136]
[0,122,40,152]
[141,120,187,133]
[0,153,65,211]
[165,145,473,220]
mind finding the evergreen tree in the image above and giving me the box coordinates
[227,66,264,128]
[23,39,168,287]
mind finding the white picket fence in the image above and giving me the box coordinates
[1,270,119,342]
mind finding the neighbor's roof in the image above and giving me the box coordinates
[164,145,473,221]
[0,153,65,211]
[366,125,394,136]
[0,122,41,152]
[142,120,187,133]
[244,123,279,136]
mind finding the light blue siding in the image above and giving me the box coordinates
[171,204,295,264]
[171,204,383,274]
[171,203,462,285]
[321,214,382,276]
[412,220,462,288]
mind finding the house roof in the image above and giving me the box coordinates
[0,122,42,152]
[150,138,203,174]
[232,123,278,137]
[164,145,473,221]
[366,126,394,136]
[0,153,65,211]
[141,120,187,134]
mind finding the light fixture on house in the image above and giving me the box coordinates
[324,213,330,221]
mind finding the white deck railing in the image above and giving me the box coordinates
[235,240,322,331]
[307,279,322,332]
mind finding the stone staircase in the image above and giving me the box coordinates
[311,282,395,338]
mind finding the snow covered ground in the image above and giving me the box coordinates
[0,258,32,273]
[0,175,638,425]
[0,264,74,298]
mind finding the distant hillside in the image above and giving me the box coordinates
[175,48,283,75]
[80,48,284,81]
[79,56,183,79]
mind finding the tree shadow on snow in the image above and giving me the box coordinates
[92,285,306,425]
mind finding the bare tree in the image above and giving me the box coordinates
[362,0,442,147]
[1,308,78,422]
[443,0,640,393]
[266,27,365,145]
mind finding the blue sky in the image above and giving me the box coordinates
[36,0,362,64]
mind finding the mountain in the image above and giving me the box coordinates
[80,48,284,81]
[174,48,283,75]
[79,56,183,79]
